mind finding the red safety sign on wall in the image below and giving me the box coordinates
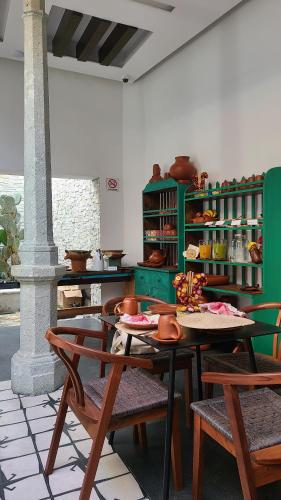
[106,178,119,191]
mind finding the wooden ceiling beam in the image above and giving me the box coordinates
[76,17,111,62]
[52,10,83,58]
[99,24,138,66]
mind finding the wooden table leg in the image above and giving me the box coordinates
[245,338,258,372]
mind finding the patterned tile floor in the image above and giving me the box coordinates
[0,380,149,500]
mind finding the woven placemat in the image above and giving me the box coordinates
[177,312,254,330]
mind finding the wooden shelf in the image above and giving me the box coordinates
[203,284,263,296]
[185,258,262,268]
[143,209,177,215]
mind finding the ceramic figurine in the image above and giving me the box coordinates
[149,164,163,183]
[169,156,197,183]
[190,171,208,191]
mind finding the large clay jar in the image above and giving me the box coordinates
[169,156,197,182]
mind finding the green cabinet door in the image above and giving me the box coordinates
[134,267,177,307]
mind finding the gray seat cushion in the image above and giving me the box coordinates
[84,368,181,421]
[205,352,281,374]
[191,388,281,452]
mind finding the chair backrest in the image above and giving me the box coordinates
[241,302,281,359]
[45,327,153,411]
[102,294,167,315]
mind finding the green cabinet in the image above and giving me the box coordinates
[135,267,177,306]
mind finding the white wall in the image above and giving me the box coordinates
[123,0,281,264]
[0,57,123,251]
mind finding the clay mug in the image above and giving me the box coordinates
[114,296,138,315]
[158,314,182,341]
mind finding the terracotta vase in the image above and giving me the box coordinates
[64,250,91,272]
[114,296,138,315]
[169,156,197,183]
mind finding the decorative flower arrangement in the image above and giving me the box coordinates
[172,272,208,312]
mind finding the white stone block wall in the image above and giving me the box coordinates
[0,175,101,304]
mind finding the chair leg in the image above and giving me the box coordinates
[171,401,183,491]
[192,414,204,500]
[133,425,139,444]
[45,393,68,475]
[235,455,257,500]
[79,432,106,500]
[184,365,193,428]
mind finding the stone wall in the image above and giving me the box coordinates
[0,175,101,304]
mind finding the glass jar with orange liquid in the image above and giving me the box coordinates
[199,240,212,259]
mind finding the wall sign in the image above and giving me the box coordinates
[106,178,119,191]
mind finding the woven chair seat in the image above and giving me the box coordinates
[191,388,281,452]
[84,368,181,421]
[205,352,281,374]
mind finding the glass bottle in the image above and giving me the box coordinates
[232,234,248,263]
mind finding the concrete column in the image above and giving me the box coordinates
[11,0,65,395]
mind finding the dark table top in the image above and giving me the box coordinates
[100,314,281,351]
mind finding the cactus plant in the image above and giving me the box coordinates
[0,194,24,280]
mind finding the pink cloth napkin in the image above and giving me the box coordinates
[120,313,159,325]
[199,302,245,317]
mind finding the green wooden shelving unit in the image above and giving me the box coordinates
[184,167,281,354]
[135,178,187,305]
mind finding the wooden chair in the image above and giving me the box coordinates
[45,327,183,500]
[100,294,194,427]
[204,302,281,398]
[192,371,281,500]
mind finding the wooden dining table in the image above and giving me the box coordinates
[100,314,281,500]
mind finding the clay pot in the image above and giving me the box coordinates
[247,175,255,184]
[158,315,182,340]
[221,180,231,192]
[148,249,166,264]
[114,296,138,315]
[255,174,264,187]
[169,156,197,183]
[238,176,247,190]
[64,250,91,272]
[163,223,175,231]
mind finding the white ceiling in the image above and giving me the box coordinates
[0,0,243,82]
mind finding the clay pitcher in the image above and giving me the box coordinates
[114,296,138,315]
[158,314,182,340]
[169,156,197,182]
